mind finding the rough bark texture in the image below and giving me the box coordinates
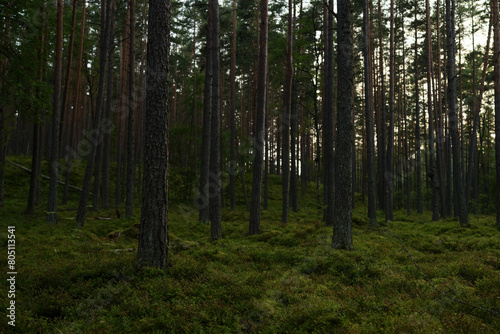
[363,0,378,227]
[137,0,171,269]
[249,0,268,235]
[47,0,64,224]
[209,0,221,240]
[446,0,468,227]
[333,0,353,250]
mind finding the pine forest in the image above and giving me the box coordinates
[0,0,499,332]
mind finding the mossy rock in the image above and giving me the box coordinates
[252,230,283,242]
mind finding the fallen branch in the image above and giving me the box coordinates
[7,160,88,194]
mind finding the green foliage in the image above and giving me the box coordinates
[0,157,499,333]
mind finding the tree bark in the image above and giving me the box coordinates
[229,0,237,211]
[323,0,335,226]
[333,0,354,249]
[446,0,468,226]
[76,0,111,227]
[249,0,268,235]
[385,0,395,222]
[363,0,378,227]
[282,0,293,224]
[125,0,136,218]
[491,0,500,229]
[209,0,221,240]
[47,0,64,224]
[137,0,171,269]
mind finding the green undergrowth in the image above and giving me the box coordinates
[0,157,499,333]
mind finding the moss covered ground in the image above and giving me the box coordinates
[0,157,499,333]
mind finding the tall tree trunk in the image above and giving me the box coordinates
[102,0,116,209]
[76,0,111,227]
[446,0,468,226]
[466,17,492,209]
[426,0,439,221]
[377,0,386,212]
[492,0,500,229]
[414,1,423,214]
[363,0,378,227]
[249,0,268,235]
[209,0,221,240]
[47,0,64,224]
[125,0,136,218]
[63,0,86,205]
[136,0,171,270]
[333,0,354,249]
[323,0,335,226]
[229,0,237,211]
[282,0,293,224]
[199,2,213,224]
[60,0,79,155]
[386,0,395,222]
[290,76,299,213]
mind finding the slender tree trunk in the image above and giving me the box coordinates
[414,2,423,214]
[102,0,116,209]
[209,0,221,240]
[60,0,79,155]
[229,0,237,211]
[249,0,268,235]
[125,0,136,218]
[377,0,386,212]
[333,0,354,249]
[363,0,378,227]
[492,0,500,229]
[446,0,468,226]
[136,0,171,270]
[47,0,64,224]
[322,0,335,226]
[199,3,213,224]
[290,75,299,213]
[466,18,491,209]
[426,0,439,220]
[76,0,111,227]
[282,0,293,224]
[385,0,395,222]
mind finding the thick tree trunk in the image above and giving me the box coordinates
[333,0,354,250]
[446,0,468,227]
[249,0,268,235]
[47,0,64,224]
[136,0,171,269]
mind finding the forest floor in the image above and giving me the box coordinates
[1,156,499,333]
